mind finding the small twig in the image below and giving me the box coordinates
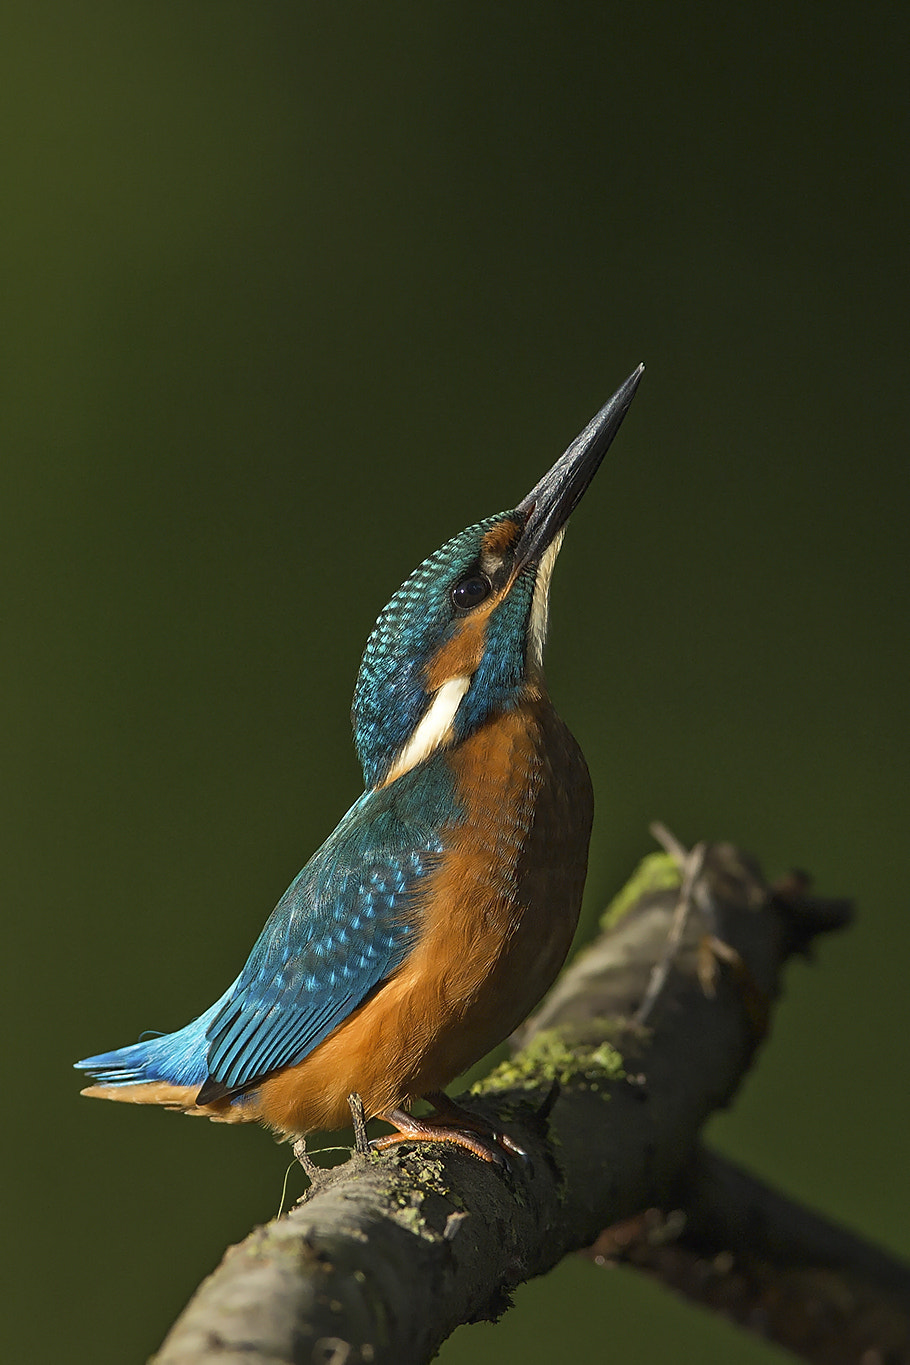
[635,832,707,1025]
[649,820,689,863]
[291,1135,322,1182]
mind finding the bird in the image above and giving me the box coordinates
[76,365,643,1161]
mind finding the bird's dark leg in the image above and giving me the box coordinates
[372,1093,526,1165]
[347,1092,371,1155]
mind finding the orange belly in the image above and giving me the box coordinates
[251,698,593,1137]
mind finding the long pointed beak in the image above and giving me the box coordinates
[514,363,644,570]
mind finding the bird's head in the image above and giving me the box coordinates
[353,366,643,790]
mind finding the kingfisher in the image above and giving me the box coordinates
[76,366,643,1160]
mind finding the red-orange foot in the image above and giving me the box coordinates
[424,1091,528,1159]
[373,1102,525,1166]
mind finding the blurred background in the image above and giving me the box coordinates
[4,5,908,1361]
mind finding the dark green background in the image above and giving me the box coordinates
[5,6,908,1361]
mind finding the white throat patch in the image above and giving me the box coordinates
[527,528,565,672]
[383,673,472,785]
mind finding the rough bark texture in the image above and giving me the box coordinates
[586,1148,910,1365]
[151,841,909,1365]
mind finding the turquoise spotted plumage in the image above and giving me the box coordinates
[201,772,453,1093]
[76,367,643,1158]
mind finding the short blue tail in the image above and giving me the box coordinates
[75,983,237,1089]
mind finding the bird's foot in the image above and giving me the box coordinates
[424,1091,528,1159]
[373,1104,523,1167]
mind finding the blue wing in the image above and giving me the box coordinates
[201,780,447,1092]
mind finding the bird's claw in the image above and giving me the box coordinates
[373,1107,524,1167]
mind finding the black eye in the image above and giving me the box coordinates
[451,573,492,610]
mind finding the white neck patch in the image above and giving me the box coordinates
[383,673,472,785]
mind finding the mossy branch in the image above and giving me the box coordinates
[151,839,909,1365]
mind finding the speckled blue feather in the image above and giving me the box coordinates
[76,760,459,1092]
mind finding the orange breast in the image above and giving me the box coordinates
[253,698,593,1138]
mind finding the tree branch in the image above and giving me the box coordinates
[586,1148,910,1363]
[152,839,906,1365]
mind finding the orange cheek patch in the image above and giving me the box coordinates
[425,611,490,690]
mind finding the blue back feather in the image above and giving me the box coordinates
[75,986,235,1087]
[76,760,460,1092]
